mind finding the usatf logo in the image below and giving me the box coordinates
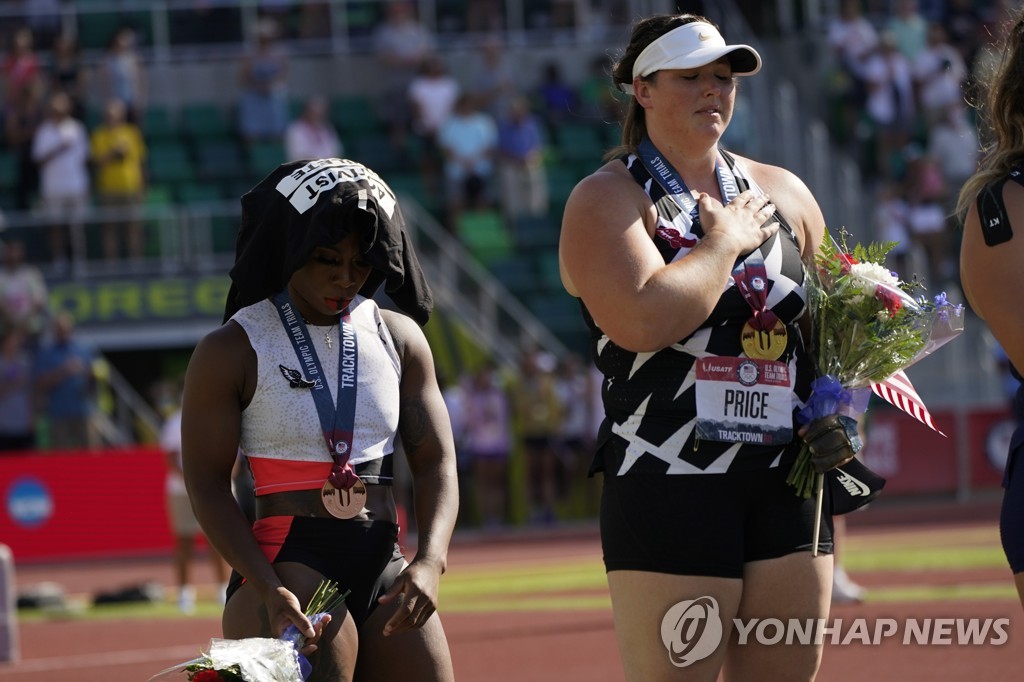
[660,596,723,667]
[6,476,54,528]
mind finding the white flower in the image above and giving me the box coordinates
[207,638,302,682]
[848,261,900,293]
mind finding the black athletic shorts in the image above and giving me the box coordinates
[600,464,834,579]
[225,517,405,627]
[1001,442,1024,574]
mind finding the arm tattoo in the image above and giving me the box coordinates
[399,396,430,450]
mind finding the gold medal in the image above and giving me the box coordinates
[321,478,367,519]
[741,318,788,361]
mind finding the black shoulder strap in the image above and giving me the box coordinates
[977,168,1024,247]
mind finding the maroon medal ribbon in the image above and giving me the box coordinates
[733,259,779,332]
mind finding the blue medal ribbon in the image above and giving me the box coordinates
[637,137,742,230]
[273,291,359,489]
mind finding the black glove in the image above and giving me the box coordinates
[803,414,863,473]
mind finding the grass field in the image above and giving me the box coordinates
[14,519,1017,624]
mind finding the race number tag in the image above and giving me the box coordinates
[694,357,793,445]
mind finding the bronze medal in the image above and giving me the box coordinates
[321,478,367,519]
[740,318,788,361]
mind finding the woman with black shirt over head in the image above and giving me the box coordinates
[182,158,457,681]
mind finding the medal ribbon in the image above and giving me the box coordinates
[637,137,742,231]
[274,291,359,490]
[733,258,780,331]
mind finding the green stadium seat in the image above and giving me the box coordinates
[511,213,559,250]
[176,182,226,205]
[554,122,603,164]
[194,138,247,182]
[76,12,122,50]
[148,142,196,185]
[487,254,538,300]
[456,210,513,266]
[527,291,587,347]
[141,106,179,142]
[545,164,580,207]
[533,251,562,290]
[144,185,174,207]
[181,103,233,139]
[347,134,401,174]
[247,140,286,177]
[0,152,17,188]
[331,95,383,136]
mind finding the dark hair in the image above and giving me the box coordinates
[956,10,1024,220]
[607,13,718,159]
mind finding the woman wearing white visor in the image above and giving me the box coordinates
[560,13,834,682]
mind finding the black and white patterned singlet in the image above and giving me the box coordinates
[585,150,814,477]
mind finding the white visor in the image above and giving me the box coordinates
[624,22,761,93]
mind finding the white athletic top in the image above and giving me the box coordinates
[231,295,401,493]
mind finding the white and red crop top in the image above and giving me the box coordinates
[231,295,401,494]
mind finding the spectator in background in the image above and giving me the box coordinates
[0,239,48,350]
[237,18,289,143]
[3,79,45,211]
[873,179,912,280]
[437,93,498,227]
[408,54,460,196]
[927,102,979,200]
[885,0,930,63]
[496,95,548,224]
[284,94,343,162]
[509,348,564,525]
[823,0,880,141]
[553,352,594,507]
[98,25,145,123]
[912,23,968,127]
[943,0,984,66]
[297,3,331,40]
[373,1,436,150]
[91,98,147,264]
[463,363,511,528]
[903,143,952,284]
[31,90,90,273]
[23,0,61,50]
[0,326,35,453]
[157,379,230,612]
[1,27,42,110]
[862,32,916,178]
[466,34,517,120]
[48,33,87,122]
[466,0,504,33]
[535,61,578,136]
[437,370,467,467]
[578,53,622,122]
[34,311,96,451]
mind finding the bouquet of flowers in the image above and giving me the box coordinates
[150,580,349,682]
[786,230,964,515]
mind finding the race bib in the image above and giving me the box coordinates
[694,357,794,445]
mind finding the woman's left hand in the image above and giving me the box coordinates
[377,559,443,636]
[296,613,333,657]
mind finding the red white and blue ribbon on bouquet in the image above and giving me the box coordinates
[869,369,944,436]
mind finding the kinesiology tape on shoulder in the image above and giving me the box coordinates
[977,168,1024,247]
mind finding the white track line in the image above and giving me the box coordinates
[3,645,202,673]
